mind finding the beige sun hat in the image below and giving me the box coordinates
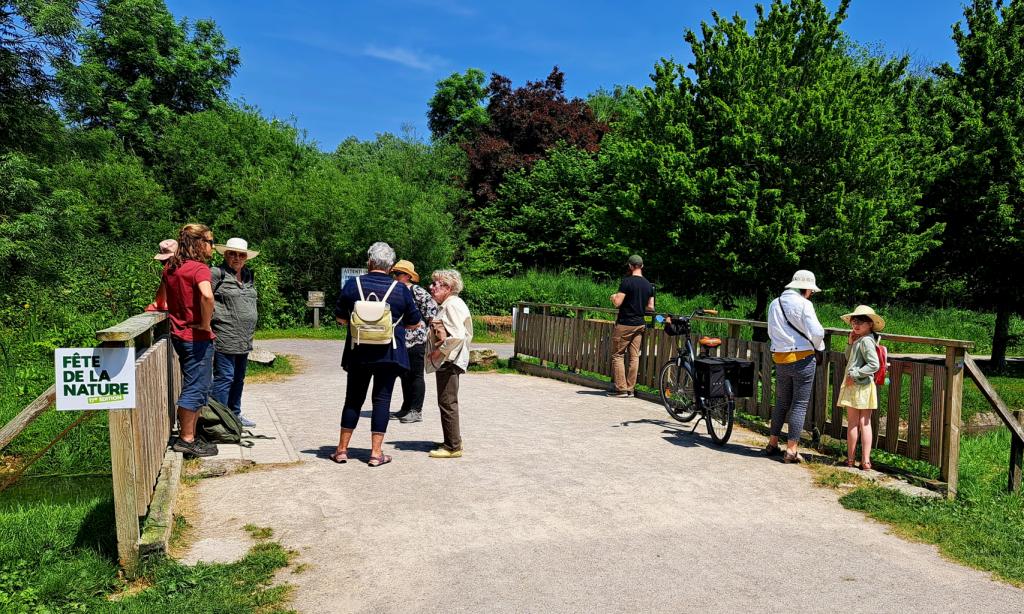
[785,269,821,292]
[391,259,419,283]
[214,237,259,259]
[841,305,886,332]
[154,239,177,261]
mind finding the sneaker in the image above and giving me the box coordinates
[763,444,782,457]
[607,391,630,398]
[429,447,463,458]
[238,415,256,428]
[172,436,218,457]
[390,409,410,421]
[399,410,422,423]
[783,451,804,464]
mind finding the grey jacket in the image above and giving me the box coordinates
[210,264,258,354]
[845,335,880,385]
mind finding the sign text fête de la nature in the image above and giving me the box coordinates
[55,348,136,411]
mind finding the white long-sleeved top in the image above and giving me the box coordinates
[426,294,474,373]
[767,289,825,352]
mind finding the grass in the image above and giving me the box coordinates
[246,354,298,384]
[832,429,1024,585]
[0,476,296,612]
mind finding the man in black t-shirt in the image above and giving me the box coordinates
[608,254,655,397]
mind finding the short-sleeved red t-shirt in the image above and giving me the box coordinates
[162,259,215,342]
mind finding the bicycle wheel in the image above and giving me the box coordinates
[659,360,698,423]
[705,379,735,445]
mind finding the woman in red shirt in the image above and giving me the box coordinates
[151,223,218,457]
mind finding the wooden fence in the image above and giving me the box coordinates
[511,302,1019,499]
[97,312,181,573]
[0,312,181,574]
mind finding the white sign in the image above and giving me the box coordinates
[340,267,367,289]
[55,348,136,410]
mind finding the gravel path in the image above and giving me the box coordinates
[182,339,1024,613]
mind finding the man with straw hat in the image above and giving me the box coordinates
[390,259,438,424]
[765,269,825,463]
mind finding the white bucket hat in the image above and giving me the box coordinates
[214,237,260,259]
[841,305,886,332]
[785,269,821,292]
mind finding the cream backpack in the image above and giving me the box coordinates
[349,277,399,348]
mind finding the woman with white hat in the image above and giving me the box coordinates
[210,237,260,427]
[838,305,884,471]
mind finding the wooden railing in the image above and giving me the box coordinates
[510,302,1024,499]
[97,312,181,573]
[0,312,181,573]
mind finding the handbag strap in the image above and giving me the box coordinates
[779,295,813,345]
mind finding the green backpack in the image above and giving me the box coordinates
[198,399,272,448]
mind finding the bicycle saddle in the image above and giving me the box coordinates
[699,336,722,348]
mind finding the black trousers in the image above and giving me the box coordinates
[398,342,426,412]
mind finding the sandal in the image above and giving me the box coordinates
[328,450,348,464]
[845,459,856,468]
[861,462,872,471]
[367,454,393,467]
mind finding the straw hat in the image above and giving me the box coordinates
[785,269,821,292]
[391,259,419,283]
[214,237,259,259]
[154,239,177,261]
[841,305,885,332]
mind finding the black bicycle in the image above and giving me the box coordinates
[657,309,747,445]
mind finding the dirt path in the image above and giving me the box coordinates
[182,339,1024,613]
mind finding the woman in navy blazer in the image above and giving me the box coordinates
[331,242,422,467]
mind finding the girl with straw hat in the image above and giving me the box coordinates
[837,305,884,471]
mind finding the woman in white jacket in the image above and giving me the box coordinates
[426,269,473,458]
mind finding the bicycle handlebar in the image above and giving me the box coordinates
[655,308,718,323]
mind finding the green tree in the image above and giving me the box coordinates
[931,0,1024,369]
[426,68,489,143]
[612,0,938,319]
[58,0,239,155]
[0,0,79,155]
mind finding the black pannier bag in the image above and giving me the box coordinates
[694,357,755,398]
[663,319,688,336]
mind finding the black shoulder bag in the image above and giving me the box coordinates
[780,300,822,364]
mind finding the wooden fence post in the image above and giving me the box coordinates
[104,337,141,575]
[941,347,965,499]
[1010,409,1023,493]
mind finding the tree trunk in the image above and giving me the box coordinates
[750,286,770,342]
[990,303,1010,372]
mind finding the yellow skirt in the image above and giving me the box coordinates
[837,380,877,410]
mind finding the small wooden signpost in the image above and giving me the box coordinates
[307,291,325,328]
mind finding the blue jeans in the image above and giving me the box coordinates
[771,355,816,441]
[212,351,249,416]
[172,338,214,411]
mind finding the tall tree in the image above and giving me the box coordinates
[931,0,1024,369]
[612,0,938,319]
[58,0,239,155]
[462,67,607,211]
[0,0,79,155]
[426,68,489,143]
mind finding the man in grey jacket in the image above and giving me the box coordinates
[765,270,825,463]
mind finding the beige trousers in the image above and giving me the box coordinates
[611,324,645,392]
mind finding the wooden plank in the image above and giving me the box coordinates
[963,356,1024,443]
[0,384,56,450]
[907,362,925,461]
[884,362,902,453]
[942,347,964,499]
[1010,414,1023,493]
[929,367,946,466]
[96,312,168,342]
[103,339,141,576]
[830,352,846,438]
[760,344,772,418]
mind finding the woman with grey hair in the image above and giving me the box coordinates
[332,242,422,467]
[425,269,473,458]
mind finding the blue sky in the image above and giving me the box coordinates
[165,0,967,150]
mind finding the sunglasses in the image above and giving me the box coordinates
[202,239,215,246]
[225,251,247,258]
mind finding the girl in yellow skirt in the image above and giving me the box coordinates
[838,306,884,470]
